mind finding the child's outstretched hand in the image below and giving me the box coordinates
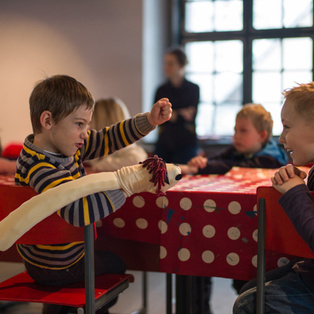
[271,164,307,194]
[148,98,172,126]
[188,155,208,169]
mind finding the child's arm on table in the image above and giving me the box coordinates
[271,164,314,252]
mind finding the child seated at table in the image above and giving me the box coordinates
[85,97,148,172]
[179,103,288,314]
[14,74,173,314]
[233,82,314,313]
[180,103,288,176]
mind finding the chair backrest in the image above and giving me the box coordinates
[257,186,314,259]
[0,184,85,245]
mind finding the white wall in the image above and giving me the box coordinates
[0,0,145,147]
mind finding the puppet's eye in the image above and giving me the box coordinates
[175,174,182,181]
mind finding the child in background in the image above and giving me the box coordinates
[179,104,288,314]
[180,103,287,175]
[86,97,148,172]
[15,75,172,314]
[0,143,23,174]
[233,83,314,313]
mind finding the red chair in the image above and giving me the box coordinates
[256,186,314,314]
[0,184,134,314]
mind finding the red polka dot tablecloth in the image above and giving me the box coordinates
[99,167,303,281]
[0,168,307,281]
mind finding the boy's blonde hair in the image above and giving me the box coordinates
[283,82,314,122]
[236,103,273,143]
[91,98,131,130]
[30,75,94,134]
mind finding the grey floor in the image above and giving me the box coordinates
[0,262,238,314]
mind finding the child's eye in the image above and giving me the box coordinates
[76,122,83,128]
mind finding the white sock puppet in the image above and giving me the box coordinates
[0,156,182,251]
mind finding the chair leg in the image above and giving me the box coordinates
[257,198,266,314]
[84,224,95,314]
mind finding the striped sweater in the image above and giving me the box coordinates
[15,113,154,269]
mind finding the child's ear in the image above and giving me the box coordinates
[259,130,268,143]
[40,111,53,130]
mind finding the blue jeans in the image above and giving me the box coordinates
[233,271,314,313]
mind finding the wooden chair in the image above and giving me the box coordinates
[256,186,314,314]
[0,184,134,314]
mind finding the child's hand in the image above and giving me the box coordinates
[271,164,307,194]
[188,155,208,169]
[179,164,198,175]
[148,98,172,126]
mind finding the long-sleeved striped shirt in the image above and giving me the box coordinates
[15,113,154,269]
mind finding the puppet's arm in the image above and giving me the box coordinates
[0,157,181,251]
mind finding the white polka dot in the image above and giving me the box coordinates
[113,218,125,228]
[158,220,168,234]
[202,225,216,238]
[277,257,290,267]
[180,197,192,210]
[179,223,192,236]
[228,201,241,214]
[202,250,215,264]
[227,227,241,240]
[160,246,167,259]
[251,255,257,267]
[133,196,145,208]
[156,196,168,208]
[226,252,240,266]
[136,218,148,229]
[178,248,190,261]
[203,199,216,213]
[252,229,258,242]
[253,204,257,214]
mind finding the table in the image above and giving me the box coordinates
[98,167,300,281]
[0,168,306,313]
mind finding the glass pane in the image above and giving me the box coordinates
[185,2,214,32]
[214,73,243,103]
[186,73,214,102]
[196,103,215,137]
[253,39,281,71]
[253,0,282,29]
[215,41,243,72]
[284,0,313,27]
[283,37,313,70]
[185,42,214,73]
[214,1,243,31]
[214,103,242,136]
[262,103,283,136]
[283,71,312,90]
[252,72,282,102]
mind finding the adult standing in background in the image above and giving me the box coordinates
[154,47,200,164]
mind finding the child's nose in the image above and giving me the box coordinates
[81,129,88,140]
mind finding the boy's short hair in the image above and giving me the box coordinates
[30,75,94,134]
[236,103,273,143]
[283,82,314,122]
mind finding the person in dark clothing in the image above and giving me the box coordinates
[234,82,314,313]
[154,47,200,164]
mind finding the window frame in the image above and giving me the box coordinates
[178,0,314,139]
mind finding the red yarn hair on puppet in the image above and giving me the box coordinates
[140,155,167,196]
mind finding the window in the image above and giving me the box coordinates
[181,0,314,137]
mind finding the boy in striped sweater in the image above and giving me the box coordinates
[15,74,172,313]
